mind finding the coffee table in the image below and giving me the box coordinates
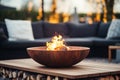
[0,58,120,80]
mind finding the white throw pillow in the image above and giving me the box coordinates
[106,19,120,39]
[5,19,34,40]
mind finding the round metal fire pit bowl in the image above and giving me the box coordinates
[27,46,90,68]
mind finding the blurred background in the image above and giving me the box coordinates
[0,0,120,23]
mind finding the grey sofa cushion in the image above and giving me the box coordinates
[32,21,44,39]
[66,22,98,37]
[43,22,69,37]
[97,22,110,38]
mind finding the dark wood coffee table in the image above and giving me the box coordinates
[0,58,120,80]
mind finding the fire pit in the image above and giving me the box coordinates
[27,46,89,68]
[27,35,90,67]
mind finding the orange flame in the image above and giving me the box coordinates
[46,35,69,51]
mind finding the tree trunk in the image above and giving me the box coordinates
[105,0,114,21]
[41,0,44,21]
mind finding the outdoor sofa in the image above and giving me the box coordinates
[0,20,120,60]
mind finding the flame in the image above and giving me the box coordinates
[46,35,69,51]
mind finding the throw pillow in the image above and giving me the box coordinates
[106,19,120,39]
[5,19,34,40]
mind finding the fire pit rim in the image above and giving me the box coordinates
[27,46,90,51]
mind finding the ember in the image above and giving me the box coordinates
[46,35,69,51]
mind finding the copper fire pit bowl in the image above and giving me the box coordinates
[27,46,90,68]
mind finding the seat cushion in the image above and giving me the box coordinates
[64,37,93,46]
[0,38,51,48]
[92,37,120,46]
